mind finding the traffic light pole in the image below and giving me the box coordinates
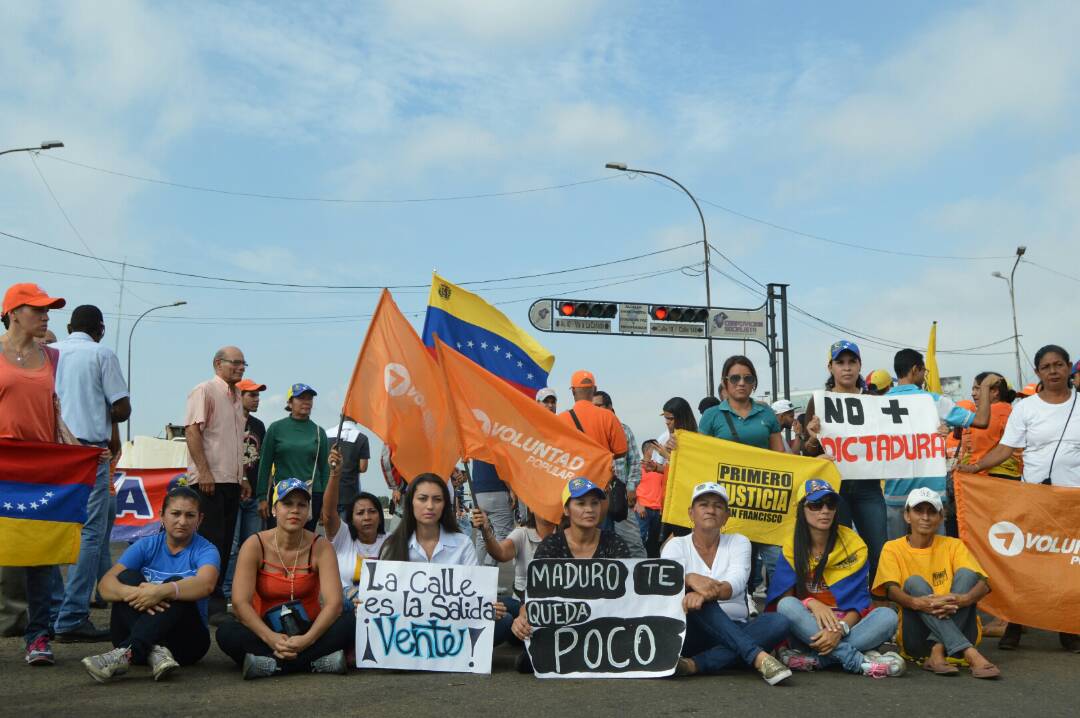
[766,283,791,402]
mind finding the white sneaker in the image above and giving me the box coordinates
[82,647,131,683]
[869,650,906,677]
[149,644,180,681]
[746,593,759,618]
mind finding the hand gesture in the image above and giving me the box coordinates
[270,632,297,661]
[470,508,489,530]
[512,613,533,641]
[807,599,841,634]
[806,416,821,440]
[682,593,705,613]
[328,446,343,474]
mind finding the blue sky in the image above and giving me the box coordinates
[3,1,1080,487]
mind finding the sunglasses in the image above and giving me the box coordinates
[726,373,757,385]
[805,497,838,511]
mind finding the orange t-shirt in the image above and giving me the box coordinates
[957,400,1022,478]
[558,400,628,457]
[636,468,666,510]
[0,357,55,442]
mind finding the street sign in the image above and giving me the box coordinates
[708,308,767,344]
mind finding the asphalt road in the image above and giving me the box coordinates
[4,613,1076,718]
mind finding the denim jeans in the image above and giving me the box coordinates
[24,565,62,645]
[837,480,888,583]
[54,445,111,633]
[638,508,662,558]
[493,595,521,648]
[900,568,980,657]
[749,544,781,595]
[97,493,116,588]
[683,602,790,674]
[223,498,263,598]
[776,597,898,673]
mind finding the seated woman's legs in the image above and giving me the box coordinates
[110,569,210,665]
[776,596,866,673]
[683,602,768,674]
[900,571,979,658]
[216,612,355,674]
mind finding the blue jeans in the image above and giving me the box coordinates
[94,493,117,602]
[638,508,662,557]
[683,602,790,674]
[776,597,898,673]
[24,566,62,645]
[223,498,262,598]
[54,445,111,634]
[901,569,980,657]
[493,595,521,648]
[749,544,781,595]
[838,481,888,583]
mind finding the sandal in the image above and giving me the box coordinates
[971,662,1001,679]
[921,659,959,676]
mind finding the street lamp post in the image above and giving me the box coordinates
[126,301,187,441]
[991,245,1026,388]
[605,162,715,396]
[0,140,64,158]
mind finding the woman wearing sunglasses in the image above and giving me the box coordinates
[767,480,903,678]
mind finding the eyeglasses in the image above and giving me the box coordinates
[218,359,248,367]
[805,497,838,511]
[726,373,757,385]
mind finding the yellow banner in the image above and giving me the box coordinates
[663,430,842,545]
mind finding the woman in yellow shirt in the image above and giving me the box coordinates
[872,488,1000,678]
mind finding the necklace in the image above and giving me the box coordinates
[272,530,303,601]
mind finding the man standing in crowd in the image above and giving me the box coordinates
[536,387,557,413]
[771,399,800,454]
[221,378,266,605]
[185,346,248,616]
[51,305,130,642]
[327,414,370,520]
[593,390,646,558]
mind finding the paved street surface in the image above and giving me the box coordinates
[4,613,1076,718]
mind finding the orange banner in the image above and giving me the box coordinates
[434,338,612,524]
[955,474,1080,634]
[342,290,459,482]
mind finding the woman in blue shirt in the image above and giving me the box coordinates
[80,486,220,683]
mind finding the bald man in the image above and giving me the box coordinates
[185,346,248,616]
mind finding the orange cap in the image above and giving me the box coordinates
[2,283,66,317]
[1018,382,1039,397]
[236,379,266,392]
[570,370,596,389]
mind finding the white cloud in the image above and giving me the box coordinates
[380,0,604,45]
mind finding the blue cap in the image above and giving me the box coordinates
[273,478,311,504]
[287,383,317,400]
[562,477,605,504]
[802,479,838,503]
[830,340,861,361]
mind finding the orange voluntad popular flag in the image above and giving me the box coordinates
[341,290,459,482]
[434,338,613,525]
[955,474,1080,634]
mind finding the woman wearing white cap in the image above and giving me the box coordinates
[663,482,792,684]
[872,488,999,678]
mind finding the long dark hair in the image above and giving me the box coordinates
[379,474,459,562]
[792,497,840,599]
[347,491,386,542]
[825,349,866,391]
[975,371,1015,403]
[662,397,698,432]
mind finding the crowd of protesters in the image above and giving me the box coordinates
[2,280,1078,686]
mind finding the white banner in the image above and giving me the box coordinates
[356,561,499,674]
[812,391,946,481]
[525,558,686,679]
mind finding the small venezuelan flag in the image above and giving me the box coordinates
[0,439,101,566]
[422,273,555,397]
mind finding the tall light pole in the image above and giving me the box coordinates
[991,245,1026,388]
[605,162,715,396]
[0,140,64,158]
[126,301,186,441]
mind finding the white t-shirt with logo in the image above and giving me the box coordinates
[661,532,752,621]
[1000,393,1080,487]
[331,526,387,590]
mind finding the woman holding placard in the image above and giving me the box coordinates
[323,445,387,602]
[767,480,904,678]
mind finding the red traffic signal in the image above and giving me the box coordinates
[650,305,707,322]
[557,302,617,319]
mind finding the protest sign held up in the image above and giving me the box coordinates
[356,560,500,674]
[525,558,685,678]
[812,390,946,481]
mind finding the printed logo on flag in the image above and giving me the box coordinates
[988,521,1025,557]
[471,408,492,436]
[384,363,412,397]
[438,283,452,301]
[715,462,794,522]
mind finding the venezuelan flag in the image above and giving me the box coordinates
[765,525,871,614]
[422,273,555,396]
[0,439,101,566]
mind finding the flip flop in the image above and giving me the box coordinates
[971,663,1001,679]
[922,660,959,675]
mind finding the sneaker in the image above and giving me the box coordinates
[778,647,819,672]
[867,650,906,677]
[82,647,131,683]
[55,619,111,643]
[746,593,760,618]
[310,649,347,675]
[149,645,180,681]
[25,636,54,667]
[861,660,895,679]
[242,653,279,680]
[756,654,792,685]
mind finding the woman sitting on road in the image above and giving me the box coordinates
[872,488,1000,678]
[217,478,353,679]
[663,482,792,685]
[81,486,219,683]
[322,445,386,603]
[767,480,904,678]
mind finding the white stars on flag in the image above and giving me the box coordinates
[17,503,26,511]
[517,361,523,368]
[526,373,534,380]
[2,502,11,510]
[505,352,512,359]
[45,491,54,498]
[493,345,501,353]
[30,502,38,510]
[480,341,488,349]
[466,340,474,348]
[40,497,48,505]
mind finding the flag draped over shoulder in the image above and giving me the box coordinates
[341,290,459,482]
[0,438,100,565]
[435,338,611,524]
[422,273,555,397]
[766,525,871,613]
[926,321,942,394]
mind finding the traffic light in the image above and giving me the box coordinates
[557,301,617,319]
[649,305,708,322]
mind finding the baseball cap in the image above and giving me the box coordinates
[829,340,861,361]
[1073,360,1080,376]
[236,378,267,392]
[1018,382,1039,397]
[867,369,893,392]
[771,399,795,415]
[561,477,605,504]
[287,383,317,400]
[570,370,596,389]
[2,283,66,317]
[905,487,943,512]
[536,387,557,402]
[691,482,729,505]
[802,478,839,503]
[273,477,311,504]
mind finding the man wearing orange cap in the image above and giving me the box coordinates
[221,379,267,603]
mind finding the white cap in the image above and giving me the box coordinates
[535,387,557,402]
[905,487,943,512]
[691,482,729,504]
[771,399,795,415]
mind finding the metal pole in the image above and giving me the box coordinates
[1008,256,1022,387]
[780,284,791,400]
[126,301,186,441]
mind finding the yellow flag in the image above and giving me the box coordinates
[925,321,942,393]
[663,430,842,545]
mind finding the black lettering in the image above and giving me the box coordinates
[633,560,684,596]
[527,559,628,600]
[527,617,684,675]
[845,397,865,425]
[824,396,845,424]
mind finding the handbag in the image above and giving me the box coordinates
[263,600,312,636]
[568,409,628,522]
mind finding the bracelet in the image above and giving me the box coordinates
[801,597,815,608]
[172,582,180,598]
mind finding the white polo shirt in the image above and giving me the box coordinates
[407,527,479,565]
[662,532,752,621]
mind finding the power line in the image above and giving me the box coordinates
[1021,259,1080,284]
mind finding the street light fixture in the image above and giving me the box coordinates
[605,162,715,395]
[126,301,187,441]
[0,140,65,158]
[991,246,1026,388]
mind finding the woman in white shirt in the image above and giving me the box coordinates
[324,446,387,601]
[379,474,478,565]
[662,482,792,685]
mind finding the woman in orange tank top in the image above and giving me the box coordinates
[216,478,354,679]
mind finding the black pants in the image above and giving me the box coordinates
[197,483,241,597]
[110,569,210,665]
[215,612,355,674]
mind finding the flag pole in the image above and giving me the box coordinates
[432,334,477,501]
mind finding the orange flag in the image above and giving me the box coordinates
[434,338,613,524]
[955,474,1080,634]
[342,290,459,482]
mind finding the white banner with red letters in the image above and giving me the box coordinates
[812,391,946,481]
